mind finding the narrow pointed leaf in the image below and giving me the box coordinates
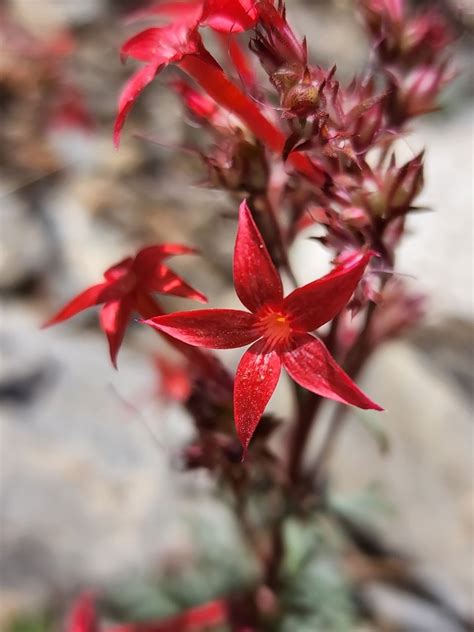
[145,309,259,348]
[99,299,134,368]
[284,252,372,331]
[233,200,283,312]
[43,282,123,327]
[234,338,281,450]
[282,334,383,410]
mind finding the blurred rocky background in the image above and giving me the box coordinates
[0,0,473,630]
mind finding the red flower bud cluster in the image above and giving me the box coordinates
[359,0,455,124]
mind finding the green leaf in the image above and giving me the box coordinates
[329,483,394,529]
[277,518,356,631]
[279,556,356,631]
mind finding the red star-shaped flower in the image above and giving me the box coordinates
[44,244,206,367]
[146,201,383,450]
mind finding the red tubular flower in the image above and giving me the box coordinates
[43,244,206,367]
[146,201,382,451]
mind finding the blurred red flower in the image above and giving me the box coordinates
[44,244,206,367]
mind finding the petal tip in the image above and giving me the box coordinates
[195,292,208,304]
[113,126,121,149]
[238,198,251,220]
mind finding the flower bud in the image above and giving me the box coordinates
[282,80,321,118]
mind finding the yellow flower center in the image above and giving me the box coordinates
[257,309,292,346]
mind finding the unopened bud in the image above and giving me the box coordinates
[282,80,321,118]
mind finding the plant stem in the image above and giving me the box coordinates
[311,403,347,481]
[287,387,323,484]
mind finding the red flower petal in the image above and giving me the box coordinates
[145,309,259,348]
[121,28,166,63]
[283,252,372,331]
[104,257,134,282]
[114,62,162,148]
[99,300,134,368]
[282,333,383,410]
[234,338,281,451]
[148,265,207,302]
[179,55,285,153]
[133,244,197,271]
[233,200,283,312]
[226,35,256,88]
[43,283,124,328]
[201,0,258,33]
[121,23,201,64]
[136,293,234,391]
[132,245,207,302]
[172,79,219,119]
[67,593,97,632]
[116,23,206,147]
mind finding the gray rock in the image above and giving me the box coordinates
[329,341,473,624]
[0,305,192,611]
[0,194,52,292]
[10,0,107,29]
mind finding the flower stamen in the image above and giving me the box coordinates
[257,309,292,346]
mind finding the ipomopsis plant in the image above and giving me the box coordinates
[47,1,455,629]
